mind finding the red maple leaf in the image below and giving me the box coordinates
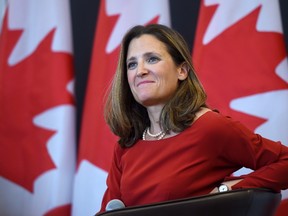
[78,0,160,172]
[193,5,287,130]
[0,14,74,192]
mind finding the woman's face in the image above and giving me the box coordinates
[126,34,187,107]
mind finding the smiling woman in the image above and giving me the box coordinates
[96,24,288,214]
[105,24,207,147]
[126,34,188,107]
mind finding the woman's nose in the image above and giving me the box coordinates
[136,62,148,77]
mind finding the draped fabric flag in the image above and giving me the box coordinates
[72,0,170,215]
[193,1,288,215]
[0,0,76,215]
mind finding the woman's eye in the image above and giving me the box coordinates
[127,62,137,70]
[147,56,159,64]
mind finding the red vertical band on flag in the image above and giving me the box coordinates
[77,0,119,172]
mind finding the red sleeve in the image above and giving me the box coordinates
[221,117,288,192]
[98,144,123,213]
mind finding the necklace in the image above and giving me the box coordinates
[142,127,166,140]
[147,128,163,137]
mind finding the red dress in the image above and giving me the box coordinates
[99,111,288,212]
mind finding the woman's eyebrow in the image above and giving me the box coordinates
[126,56,136,63]
[127,52,161,63]
[144,52,160,57]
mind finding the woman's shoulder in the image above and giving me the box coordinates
[195,109,259,144]
[195,108,232,125]
[114,142,129,161]
[193,108,241,134]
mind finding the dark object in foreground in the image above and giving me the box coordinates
[96,188,281,216]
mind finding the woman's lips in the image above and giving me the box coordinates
[137,80,154,87]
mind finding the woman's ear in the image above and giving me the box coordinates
[178,62,189,81]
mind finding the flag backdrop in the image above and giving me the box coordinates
[0,0,76,215]
[192,1,288,215]
[72,0,170,215]
[1,0,287,215]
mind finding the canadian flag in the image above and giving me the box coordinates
[192,1,288,215]
[71,0,170,215]
[0,0,76,215]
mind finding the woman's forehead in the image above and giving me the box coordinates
[127,34,168,58]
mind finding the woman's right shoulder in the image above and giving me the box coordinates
[114,142,129,160]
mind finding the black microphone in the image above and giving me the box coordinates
[105,199,125,211]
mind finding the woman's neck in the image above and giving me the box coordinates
[146,105,163,134]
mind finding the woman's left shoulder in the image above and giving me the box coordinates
[195,108,232,125]
[194,108,243,134]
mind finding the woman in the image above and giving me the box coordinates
[98,24,288,212]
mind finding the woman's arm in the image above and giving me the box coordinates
[98,144,123,213]
[210,179,243,193]
[218,116,288,192]
[230,142,288,192]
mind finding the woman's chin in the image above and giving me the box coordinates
[136,98,165,108]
